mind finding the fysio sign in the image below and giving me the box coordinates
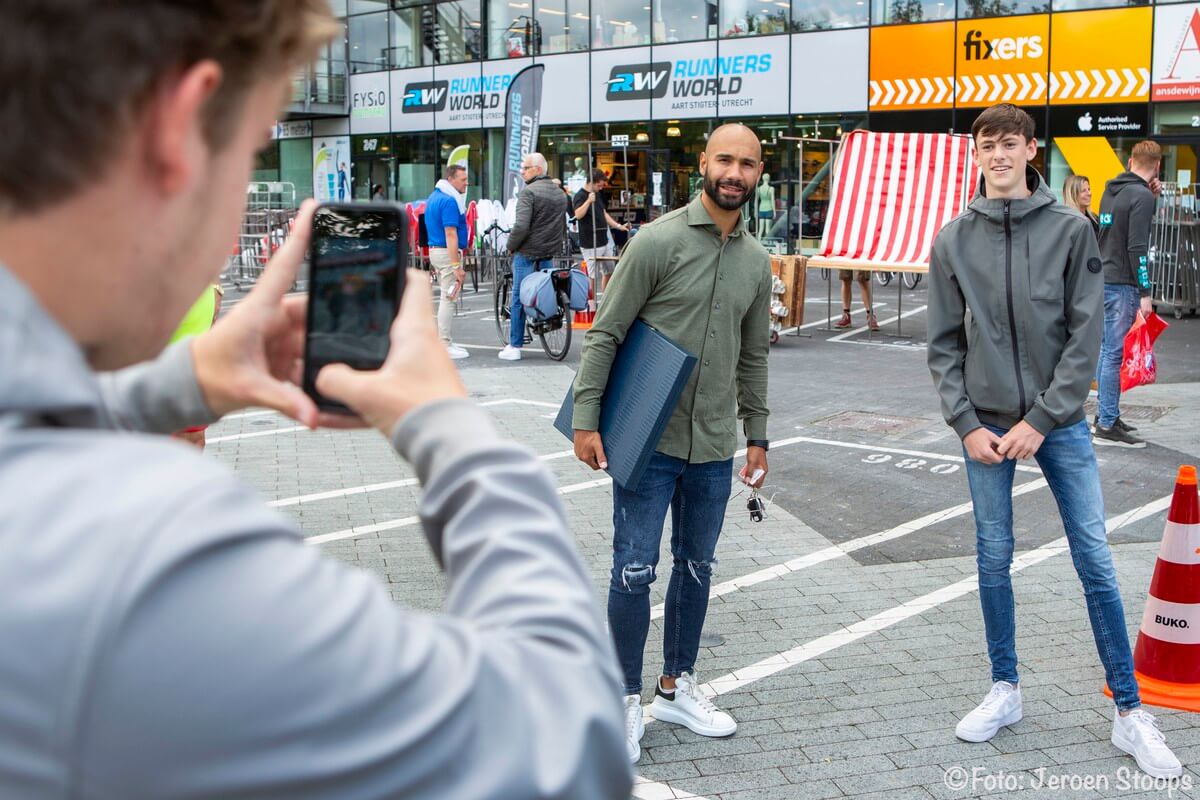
[351,89,387,118]
[402,81,449,113]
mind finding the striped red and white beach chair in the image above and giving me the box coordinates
[808,130,977,334]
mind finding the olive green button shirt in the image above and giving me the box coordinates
[572,195,772,464]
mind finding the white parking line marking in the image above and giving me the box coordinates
[270,449,574,508]
[479,399,560,408]
[206,426,308,444]
[220,409,280,421]
[306,475,612,545]
[783,433,1043,474]
[827,305,927,342]
[692,493,1170,700]
[649,477,1048,621]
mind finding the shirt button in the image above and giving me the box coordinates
[698,388,704,394]
[704,360,710,366]
[710,331,716,338]
[715,303,721,310]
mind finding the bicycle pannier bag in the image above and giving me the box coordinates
[568,269,590,311]
[519,270,558,321]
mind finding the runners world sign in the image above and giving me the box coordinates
[591,38,789,121]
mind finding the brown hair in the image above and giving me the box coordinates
[0,1,338,217]
[444,165,467,180]
[971,104,1036,143]
[1130,140,1163,171]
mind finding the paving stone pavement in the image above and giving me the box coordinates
[203,305,1200,799]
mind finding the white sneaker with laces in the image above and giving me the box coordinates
[446,344,470,360]
[955,681,1022,742]
[623,694,644,764]
[497,345,522,361]
[1112,708,1183,778]
[649,672,736,737]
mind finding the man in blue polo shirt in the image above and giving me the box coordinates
[425,165,470,360]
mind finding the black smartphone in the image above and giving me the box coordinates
[303,203,407,413]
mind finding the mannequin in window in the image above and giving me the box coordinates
[756,173,775,240]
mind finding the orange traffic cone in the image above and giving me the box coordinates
[573,259,595,330]
[1105,465,1200,711]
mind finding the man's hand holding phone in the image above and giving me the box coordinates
[192,200,337,429]
[315,270,467,435]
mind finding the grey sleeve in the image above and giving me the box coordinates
[78,400,631,800]
[1024,225,1103,436]
[507,191,532,253]
[925,240,980,439]
[736,266,771,441]
[1127,189,1155,296]
[96,340,219,433]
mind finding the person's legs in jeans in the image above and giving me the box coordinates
[1096,285,1138,428]
[509,253,533,348]
[963,429,1020,686]
[1035,420,1140,710]
[662,458,733,680]
[608,452,685,695]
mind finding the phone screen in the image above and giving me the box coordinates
[303,204,406,411]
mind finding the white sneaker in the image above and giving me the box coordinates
[955,681,1022,742]
[446,344,469,360]
[497,345,522,361]
[1112,708,1184,778]
[649,672,736,737]
[623,694,644,764]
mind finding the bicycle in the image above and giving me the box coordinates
[494,261,574,361]
[478,221,510,288]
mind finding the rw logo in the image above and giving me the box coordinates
[402,81,448,113]
[605,63,671,101]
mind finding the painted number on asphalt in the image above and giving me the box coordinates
[860,453,959,474]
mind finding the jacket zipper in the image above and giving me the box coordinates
[1003,201,1027,418]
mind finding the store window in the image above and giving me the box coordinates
[353,134,396,200]
[489,0,541,56]
[280,139,315,202]
[1155,103,1200,135]
[348,0,387,13]
[720,0,791,36]
[253,143,281,184]
[1052,0,1146,9]
[592,0,651,48]
[348,11,384,73]
[651,120,711,209]
[437,131,486,203]
[958,0,1048,16]
[310,22,349,103]
[791,114,864,250]
[539,0,591,52]
[871,0,953,24]
[437,0,483,62]
[330,0,349,17]
[395,133,439,204]
[791,0,869,30]
[654,0,717,41]
[349,12,389,73]
[390,6,434,67]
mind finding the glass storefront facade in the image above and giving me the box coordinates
[270,0,1200,251]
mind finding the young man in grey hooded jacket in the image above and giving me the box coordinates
[926,103,1182,779]
[0,3,630,798]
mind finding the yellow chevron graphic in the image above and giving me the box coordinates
[1055,137,1126,214]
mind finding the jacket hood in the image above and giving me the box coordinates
[1104,171,1148,197]
[0,263,105,426]
[968,166,1058,224]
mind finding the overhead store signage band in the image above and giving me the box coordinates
[503,64,544,206]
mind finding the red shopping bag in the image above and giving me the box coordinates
[1120,311,1169,392]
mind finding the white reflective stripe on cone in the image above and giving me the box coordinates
[1140,595,1200,645]
[1157,521,1200,566]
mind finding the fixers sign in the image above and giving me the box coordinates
[1154,4,1200,102]
[1050,8,1151,104]
[955,15,1049,108]
[870,22,955,110]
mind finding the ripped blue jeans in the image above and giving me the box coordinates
[608,451,732,695]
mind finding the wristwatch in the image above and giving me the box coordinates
[747,439,769,451]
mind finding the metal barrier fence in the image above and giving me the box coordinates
[225,182,298,290]
[1150,182,1200,319]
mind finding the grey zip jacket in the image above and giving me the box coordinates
[927,167,1103,438]
[0,263,631,799]
[508,175,568,259]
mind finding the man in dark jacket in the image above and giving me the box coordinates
[501,152,568,361]
[1094,140,1161,448]
[927,104,1181,778]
